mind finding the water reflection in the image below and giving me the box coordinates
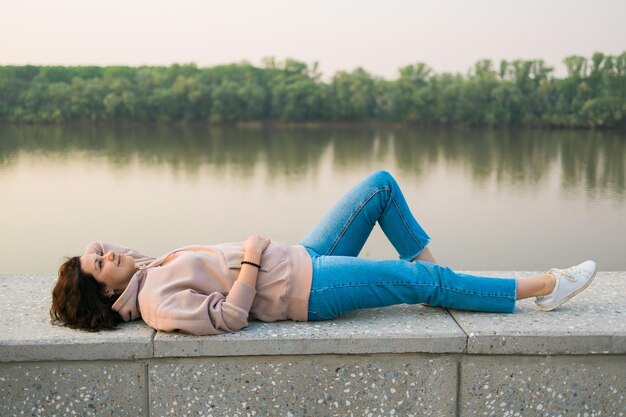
[1,125,623,198]
[392,127,625,197]
[1,125,625,273]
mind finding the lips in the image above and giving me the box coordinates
[117,254,121,267]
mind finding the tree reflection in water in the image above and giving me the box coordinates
[0,125,623,198]
[0,125,623,273]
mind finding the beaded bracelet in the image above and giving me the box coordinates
[241,260,261,269]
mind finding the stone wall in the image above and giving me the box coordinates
[1,272,624,416]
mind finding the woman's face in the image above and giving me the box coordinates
[80,251,136,295]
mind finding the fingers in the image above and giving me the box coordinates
[256,235,271,251]
[244,234,271,253]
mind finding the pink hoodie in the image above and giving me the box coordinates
[83,241,313,335]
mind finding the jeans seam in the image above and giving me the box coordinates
[390,194,424,252]
[326,186,390,256]
[310,281,436,293]
[311,283,513,299]
[441,285,516,299]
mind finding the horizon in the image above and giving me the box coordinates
[1,0,625,81]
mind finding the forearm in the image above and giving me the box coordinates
[237,247,263,289]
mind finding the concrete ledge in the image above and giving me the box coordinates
[0,276,154,362]
[154,303,466,357]
[1,272,625,416]
[450,271,626,355]
[3,273,623,361]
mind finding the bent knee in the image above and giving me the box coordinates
[368,170,397,187]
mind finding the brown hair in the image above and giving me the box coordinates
[50,256,122,331]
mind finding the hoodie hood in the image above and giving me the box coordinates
[110,249,184,321]
[111,268,146,321]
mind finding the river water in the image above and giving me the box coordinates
[0,125,624,273]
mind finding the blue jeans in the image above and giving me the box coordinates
[300,171,517,321]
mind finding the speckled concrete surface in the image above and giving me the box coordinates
[0,361,147,417]
[0,275,155,362]
[460,355,626,417]
[154,303,466,357]
[449,272,626,354]
[149,354,457,417]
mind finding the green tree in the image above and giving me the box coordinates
[0,52,624,128]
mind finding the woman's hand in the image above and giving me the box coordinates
[237,235,271,290]
[243,234,271,256]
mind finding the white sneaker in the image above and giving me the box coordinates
[535,260,597,311]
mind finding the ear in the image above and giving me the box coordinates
[103,287,115,298]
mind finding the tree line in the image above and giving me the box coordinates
[1,52,624,128]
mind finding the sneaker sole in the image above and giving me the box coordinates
[535,269,597,312]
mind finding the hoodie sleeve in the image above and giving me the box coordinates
[83,242,154,264]
[153,280,257,335]
[84,241,141,255]
[83,241,106,256]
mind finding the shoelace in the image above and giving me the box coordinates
[551,268,578,282]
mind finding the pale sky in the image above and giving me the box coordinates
[1,0,624,80]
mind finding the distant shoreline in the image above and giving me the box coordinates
[0,120,621,131]
[2,53,625,129]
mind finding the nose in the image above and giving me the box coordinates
[105,251,115,261]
